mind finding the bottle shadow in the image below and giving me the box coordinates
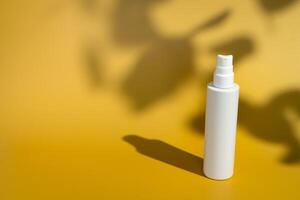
[123,135,204,176]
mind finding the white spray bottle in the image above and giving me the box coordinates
[203,55,239,180]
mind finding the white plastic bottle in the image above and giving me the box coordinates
[203,55,239,180]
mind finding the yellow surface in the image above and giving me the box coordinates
[1,0,300,199]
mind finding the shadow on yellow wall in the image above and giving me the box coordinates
[191,90,300,164]
[78,0,300,164]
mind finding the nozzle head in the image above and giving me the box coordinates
[217,55,233,67]
[213,54,234,88]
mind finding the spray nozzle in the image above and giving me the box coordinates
[213,55,234,88]
[217,55,233,67]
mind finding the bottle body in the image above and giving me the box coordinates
[203,83,239,180]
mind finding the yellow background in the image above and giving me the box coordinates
[1,0,300,199]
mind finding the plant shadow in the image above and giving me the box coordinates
[258,0,298,13]
[74,0,300,165]
[123,135,204,176]
[118,6,232,110]
[190,90,300,164]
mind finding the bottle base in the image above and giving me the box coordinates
[203,170,233,181]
